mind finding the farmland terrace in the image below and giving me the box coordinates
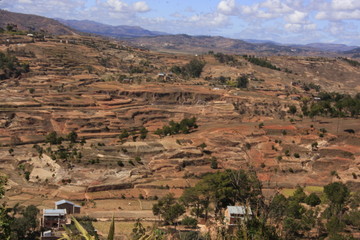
[0,34,359,217]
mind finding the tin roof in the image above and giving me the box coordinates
[55,200,81,208]
[43,209,67,216]
[227,206,252,215]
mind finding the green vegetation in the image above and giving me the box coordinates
[210,157,218,169]
[303,92,360,118]
[236,75,249,88]
[154,117,198,137]
[243,55,281,71]
[0,51,30,80]
[45,131,63,145]
[171,58,205,78]
[340,57,360,67]
[213,52,236,64]
[152,193,185,225]
[181,216,198,228]
[0,176,40,240]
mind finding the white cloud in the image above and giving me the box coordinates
[286,11,308,24]
[18,0,32,3]
[217,0,237,15]
[331,0,360,11]
[106,0,128,12]
[133,1,150,13]
[285,23,316,32]
[188,12,229,27]
[316,9,360,20]
[260,0,293,14]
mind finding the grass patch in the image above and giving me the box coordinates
[304,186,323,193]
[93,221,153,237]
[281,188,296,197]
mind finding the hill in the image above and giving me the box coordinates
[0,10,77,35]
[305,43,358,52]
[124,34,334,56]
[58,19,167,38]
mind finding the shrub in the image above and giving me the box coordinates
[210,158,218,169]
[293,153,300,158]
[181,216,198,228]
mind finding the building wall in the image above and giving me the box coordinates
[74,206,80,214]
[43,216,66,229]
[56,203,73,214]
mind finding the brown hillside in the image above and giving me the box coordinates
[0,10,78,35]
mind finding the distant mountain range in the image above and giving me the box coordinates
[0,10,359,56]
[57,19,166,38]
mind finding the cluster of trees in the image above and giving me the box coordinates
[213,52,236,64]
[0,176,40,240]
[45,131,83,145]
[119,127,148,142]
[0,51,30,80]
[170,58,206,78]
[339,57,360,67]
[150,169,360,240]
[243,55,281,71]
[154,117,198,137]
[302,92,360,118]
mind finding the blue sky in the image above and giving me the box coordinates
[1,0,360,46]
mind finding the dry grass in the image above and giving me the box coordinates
[93,221,153,237]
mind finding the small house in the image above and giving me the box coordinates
[41,209,67,229]
[225,206,252,226]
[55,200,81,214]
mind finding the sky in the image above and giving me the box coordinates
[1,0,360,46]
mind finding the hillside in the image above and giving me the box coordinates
[58,19,167,38]
[0,32,360,238]
[0,10,77,35]
[124,34,336,56]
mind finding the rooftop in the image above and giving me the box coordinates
[43,209,67,216]
[55,199,81,208]
[227,206,252,215]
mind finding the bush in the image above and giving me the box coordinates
[210,158,218,169]
[293,153,300,158]
[181,216,198,228]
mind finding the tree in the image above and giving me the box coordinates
[152,193,185,225]
[183,59,206,78]
[139,127,148,140]
[10,205,40,240]
[236,76,249,88]
[45,131,63,145]
[119,130,129,141]
[324,182,349,213]
[305,193,321,207]
[67,131,78,143]
[210,157,218,169]
[288,105,297,114]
